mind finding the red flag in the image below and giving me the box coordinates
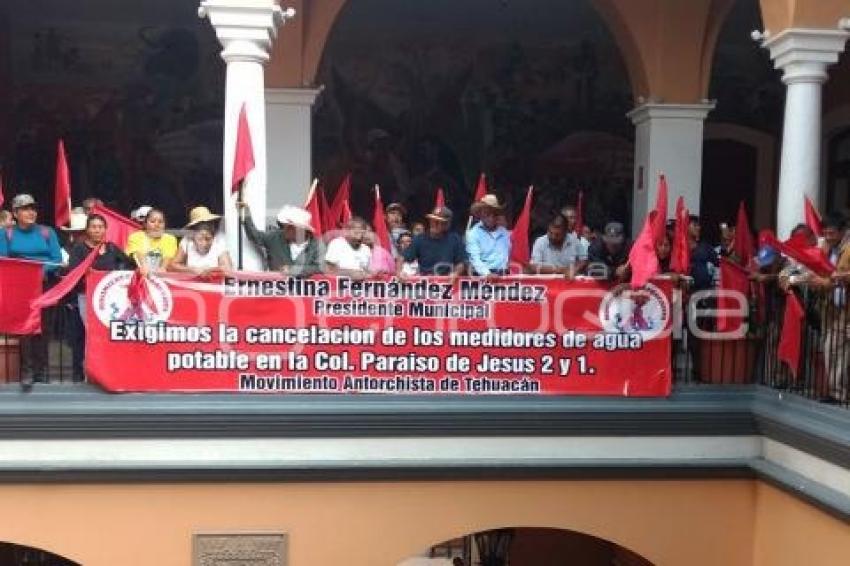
[509,186,534,265]
[777,292,805,379]
[0,258,44,334]
[372,185,391,251]
[652,174,668,244]
[92,204,140,250]
[329,174,352,229]
[468,174,488,229]
[434,187,446,208]
[231,104,255,192]
[303,180,323,237]
[804,196,823,237]
[126,270,159,319]
[670,196,690,275]
[473,173,486,202]
[733,201,755,268]
[629,212,660,288]
[717,257,750,333]
[763,232,834,277]
[24,244,102,332]
[575,190,584,235]
[54,139,71,227]
[319,186,331,233]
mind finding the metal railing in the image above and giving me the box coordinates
[2,282,848,408]
[674,280,850,408]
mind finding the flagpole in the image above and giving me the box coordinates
[304,178,318,208]
[237,182,244,271]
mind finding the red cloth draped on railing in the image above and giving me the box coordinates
[0,258,44,334]
[23,244,103,333]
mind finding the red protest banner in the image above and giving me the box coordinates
[0,258,44,334]
[85,272,673,396]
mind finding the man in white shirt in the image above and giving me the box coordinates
[528,214,587,276]
[324,217,371,278]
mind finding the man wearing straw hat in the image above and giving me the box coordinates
[466,194,511,277]
[238,201,323,277]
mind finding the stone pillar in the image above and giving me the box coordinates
[627,103,714,236]
[266,87,322,214]
[755,27,849,238]
[199,0,294,270]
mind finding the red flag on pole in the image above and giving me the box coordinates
[473,173,486,202]
[24,244,103,332]
[670,196,691,275]
[652,174,668,244]
[804,196,823,237]
[54,139,71,228]
[303,180,323,237]
[629,212,660,288]
[467,174,488,230]
[434,187,446,208]
[92,204,140,250]
[372,185,391,251]
[341,200,352,226]
[319,186,331,233]
[126,269,159,320]
[575,190,584,235]
[777,292,805,379]
[716,257,750,333]
[509,186,534,266]
[231,104,255,192]
[329,174,352,229]
[763,232,834,277]
[0,258,44,334]
[733,201,755,268]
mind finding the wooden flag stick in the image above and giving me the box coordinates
[237,182,244,271]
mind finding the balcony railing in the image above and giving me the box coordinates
[1,279,848,408]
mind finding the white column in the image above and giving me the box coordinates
[627,102,714,237]
[266,87,322,213]
[757,27,849,238]
[199,0,294,270]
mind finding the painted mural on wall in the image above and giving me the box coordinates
[314,0,634,233]
[0,1,224,223]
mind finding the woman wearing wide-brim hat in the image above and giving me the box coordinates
[168,206,232,276]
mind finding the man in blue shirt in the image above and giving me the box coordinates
[0,194,62,276]
[0,193,63,390]
[402,206,466,276]
[466,194,511,277]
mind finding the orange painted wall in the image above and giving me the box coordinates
[753,483,850,566]
[0,479,845,565]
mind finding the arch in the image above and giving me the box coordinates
[758,0,848,32]
[704,122,777,228]
[588,0,651,99]
[698,0,739,97]
[403,526,655,566]
[298,0,643,99]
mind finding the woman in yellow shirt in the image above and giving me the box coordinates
[125,208,178,274]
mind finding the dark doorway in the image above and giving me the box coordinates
[826,127,850,217]
[416,526,654,566]
[701,138,758,244]
[0,542,79,566]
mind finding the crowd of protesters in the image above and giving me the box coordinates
[0,187,849,404]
